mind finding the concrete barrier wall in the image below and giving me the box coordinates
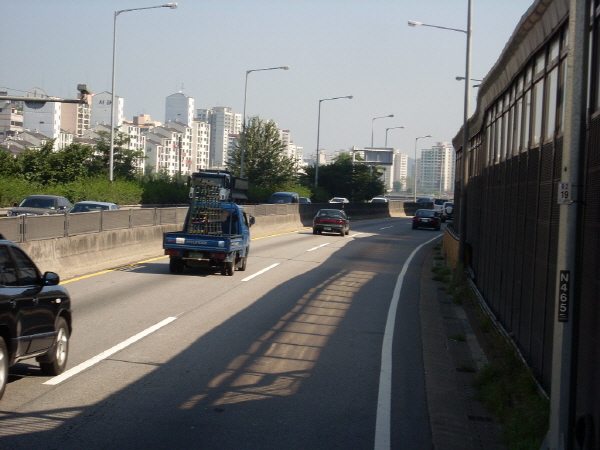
[16,202,420,279]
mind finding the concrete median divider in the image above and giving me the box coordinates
[13,201,419,279]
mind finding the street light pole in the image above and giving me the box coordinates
[408,5,471,264]
[385,126,405,147]
[315,95,353,189]
[414,135,432,201]
[371,114,394,147]
[109,2,177,183]
[241,65,289,178]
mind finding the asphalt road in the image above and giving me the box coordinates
[0,217,443,450]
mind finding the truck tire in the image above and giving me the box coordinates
[238,250,248,272]
[222,261,234,276]
[169,257,184,274]
[39,317,69,376]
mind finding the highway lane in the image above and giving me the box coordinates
[0,217,443,449]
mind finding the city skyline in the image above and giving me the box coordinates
[1,1,533,158]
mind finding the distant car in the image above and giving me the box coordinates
[412,209,441,231]
[433,198,448,217]
[299,197,312,204]
[370,197,389,203]
[441,202,454,222]
[329,197,349,204]
[416,196,435,207]
[0,234,72,400]
[69,201,119,213]
[7,195,72,217]
[268,192,300,204]
[313,208,350,236]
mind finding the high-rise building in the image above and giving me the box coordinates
[23,88,61,149]
[418,142,455,194]
[62,93,93,137]
[191,119,211,171]
[280,129,302,163]
[90,91,123,128]
[392,150,409,191]
[197,106,241,169]
[165,92,195,126]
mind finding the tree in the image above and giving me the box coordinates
[393,181,403,192]
[227,116,298,188]
[0,147,16,177]
[87,131,145,181]
[301,153,385,202]
[11,141,97,185]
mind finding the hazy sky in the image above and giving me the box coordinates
[2,0,533,159]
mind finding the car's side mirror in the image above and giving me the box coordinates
[43,272,60,286]
[249,215,255,227]
[13,202,18,207]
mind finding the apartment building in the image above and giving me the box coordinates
[165,92,194,126]
[191,119,211,171]
[280,129,303,163]
[90,91,123,128]
[392,150,409,190]
[197,106,242,169]
[418,142,455,194]
[22,88,61,149]
[61,93,92,137]
[0,98,23,140]
[144,124,189,177]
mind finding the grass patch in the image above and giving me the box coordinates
[456,363,476,373]
[449,333,466,342]
[452,272,549,448]
[431,264,451,283]
[472,340,549,449]
[433,255,549,449]
[434,255,445,260]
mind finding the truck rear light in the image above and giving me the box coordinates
[166,250,182,256]
[212,253,226,259]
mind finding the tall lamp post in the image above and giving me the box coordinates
[241,66,289,178]
[110,2,177,183]
[371,114,394,147]
[409,0,472,265]
[413,135,432,201]
[385,126,405,147]
[315,95,353,189]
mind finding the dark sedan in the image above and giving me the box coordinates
[7,195,72,217]
[412,209,441,230]
[0,234,72,400]
[313,209,350,236]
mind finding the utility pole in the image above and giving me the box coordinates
[544,0,589,449]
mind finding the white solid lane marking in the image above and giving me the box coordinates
[374,235,441,449]
[44,317,177,386]
[307,243,330,252]
[380,226,394,230]
[241,263,280,282]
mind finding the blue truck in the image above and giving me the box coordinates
[163,171,254,276]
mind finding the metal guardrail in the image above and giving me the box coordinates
[0,201,415,243]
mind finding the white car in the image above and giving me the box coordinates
[329,197,349,204]
[441,202,454,222]
[369,197,389,203]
